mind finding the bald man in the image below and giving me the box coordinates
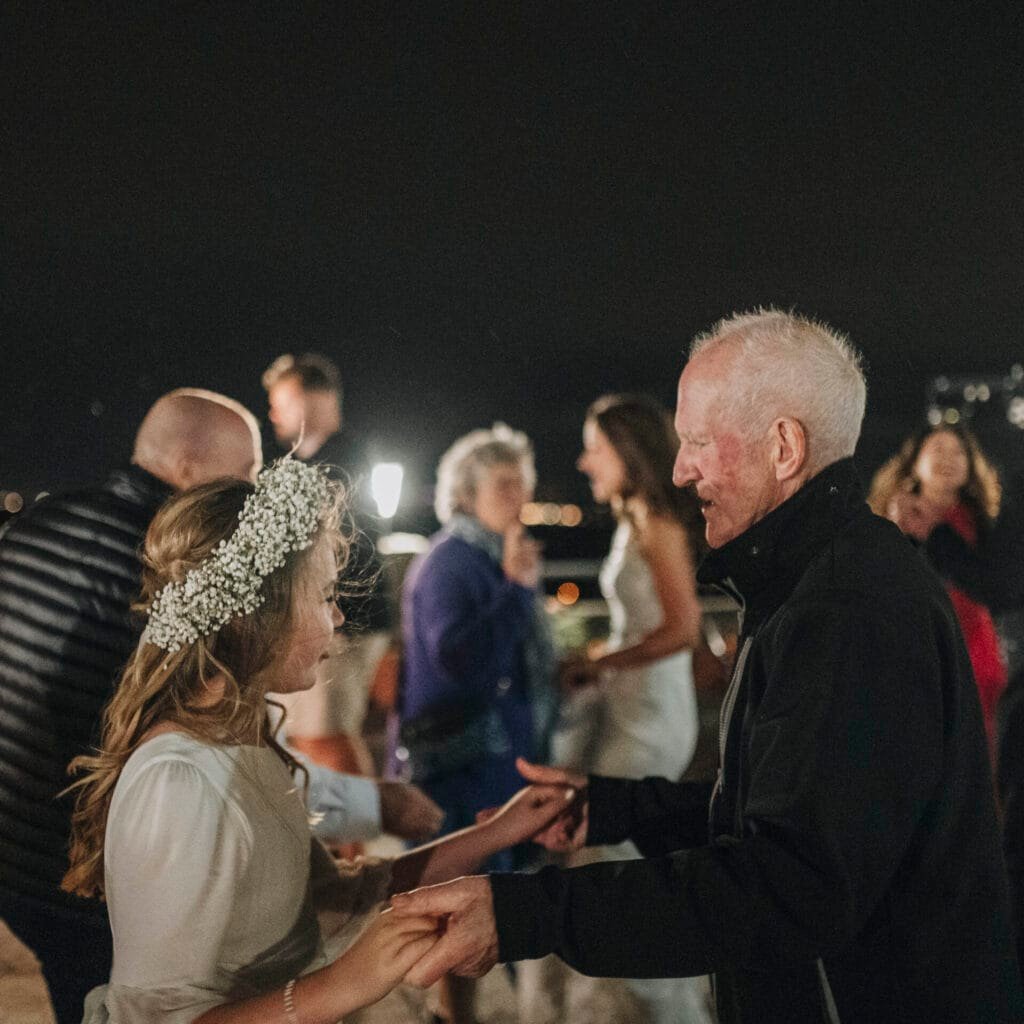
[0,389,260,1022]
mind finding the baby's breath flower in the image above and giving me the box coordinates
[142,457,330,652]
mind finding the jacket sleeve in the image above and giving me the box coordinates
[415,552,536,694]
[586,775,714,855]
[491,599,946,976]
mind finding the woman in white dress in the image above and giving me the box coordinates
[527,394,710,1024]
[61,458,575,1024]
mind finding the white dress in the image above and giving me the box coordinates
[528,521,710,1024]
[81,732,390,1024]
[553,520,699,783]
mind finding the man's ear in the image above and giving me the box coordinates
[770,417,808,482]
[168,454,198,492]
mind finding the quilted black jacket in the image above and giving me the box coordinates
[0,465,171,915]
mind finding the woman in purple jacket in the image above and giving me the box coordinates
[395,423,557,1023]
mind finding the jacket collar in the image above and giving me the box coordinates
[697,458,866,617]
[104,464,175,514]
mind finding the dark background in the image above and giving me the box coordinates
[3,2,1023,531]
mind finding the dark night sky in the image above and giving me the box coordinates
[3,2,1023,514]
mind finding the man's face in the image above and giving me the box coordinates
[672,349,783,548]
[267,377,307,447]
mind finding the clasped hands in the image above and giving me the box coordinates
[388,758,589,987]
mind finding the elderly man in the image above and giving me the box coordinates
[394,311,1022,1023]
[0,389,439,1024]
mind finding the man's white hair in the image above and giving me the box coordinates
[434,423,536,524]
[690,309,867,471]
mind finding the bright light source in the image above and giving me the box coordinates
[2,492,24,514]
[370,463,404,519]
[556,581,580,606]
[943,407,961,425]
[927,406,943,427]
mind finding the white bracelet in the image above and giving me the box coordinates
[283,977,299,1024]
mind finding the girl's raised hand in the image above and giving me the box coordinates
[484,783,576,847]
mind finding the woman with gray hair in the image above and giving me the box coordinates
[394,423,558,1024]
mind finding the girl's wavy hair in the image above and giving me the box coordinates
[587,393,704,549]
[61,475,348,899]
[868,423,1002,525]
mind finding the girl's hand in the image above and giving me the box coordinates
[484,783,576,847]
[334,908,440,1006]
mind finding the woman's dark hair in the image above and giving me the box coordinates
[868,423,1001,525]
[587,393,703,546]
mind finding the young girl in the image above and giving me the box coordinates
[62,457,572,1024]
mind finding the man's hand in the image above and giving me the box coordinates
[390,875,499,986]
[377,781,445,842]
[516,758,589,852]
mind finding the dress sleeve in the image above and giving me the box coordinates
[100,757,254,1021]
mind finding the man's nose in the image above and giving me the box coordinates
[672,450,697,488]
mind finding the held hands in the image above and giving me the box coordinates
[502,525,542,589]
[377,781,445,842]
[474,759,589,853]
[516,759,589,853]
[479,781,576,848]
[339,907,441,1003]
[391,875,499,986]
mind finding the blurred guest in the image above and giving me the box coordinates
[262,353,392,794]
[906,465,1024,976]
[395,423,558,1024]
[869,424,1006,755]
[527,394,710,1024]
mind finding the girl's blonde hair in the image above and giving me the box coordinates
[62,475,347,899]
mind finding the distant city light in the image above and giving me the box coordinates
[556,581,580,606]
[1008,397,1024,429]
[927,406,943,426]
[3,492,24,514]
[560,504,583,527]
[520,502,583,527]
[943,407,961,424]
[370,462,404,519]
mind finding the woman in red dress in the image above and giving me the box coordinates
[870,425,1005,760]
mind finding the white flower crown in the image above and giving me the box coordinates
[142,457,332,653]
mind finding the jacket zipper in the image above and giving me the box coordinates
[817,959,842,1023]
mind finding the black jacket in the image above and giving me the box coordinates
[0,465,171,916]
[492,459,1022,1023]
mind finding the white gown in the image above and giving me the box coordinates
[526,520,710,1024]
[81,732,390,1023]
[553,519,699,783]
